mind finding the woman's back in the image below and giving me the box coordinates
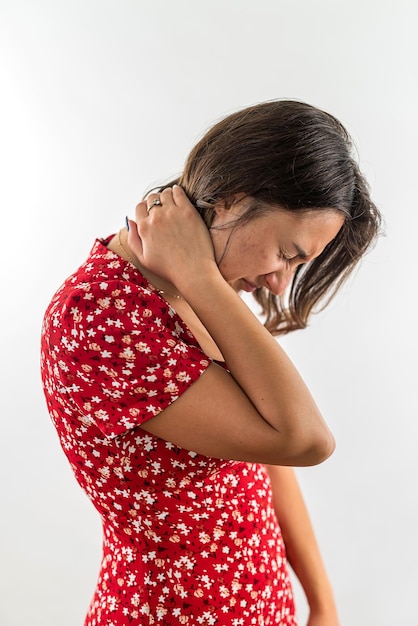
[41,237,297,625]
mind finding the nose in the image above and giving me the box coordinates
[263,268,294,296]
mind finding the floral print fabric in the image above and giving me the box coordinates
[40,238,296,625]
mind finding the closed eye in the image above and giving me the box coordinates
[279,242,311,267]
[279,249,300,266]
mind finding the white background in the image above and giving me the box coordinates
[1,1,417,624]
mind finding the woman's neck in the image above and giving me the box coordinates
[107,229,183,301]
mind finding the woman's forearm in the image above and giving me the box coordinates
[182,273,335,465]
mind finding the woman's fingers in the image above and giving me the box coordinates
[128,186,216,288]
[146,192,163,216]
[126,201,147,259]
[146,185,190,215]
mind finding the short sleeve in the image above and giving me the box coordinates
[48,278,212,438]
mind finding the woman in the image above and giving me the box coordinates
[41,100,381,625]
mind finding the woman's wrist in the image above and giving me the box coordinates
[174,260,225,301]
[304,580,338,616]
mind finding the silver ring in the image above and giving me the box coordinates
[147,198,162,214]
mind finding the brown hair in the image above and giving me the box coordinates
[157,100,382,334]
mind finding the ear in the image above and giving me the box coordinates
[213,200,230,217]
[214,193,248,215]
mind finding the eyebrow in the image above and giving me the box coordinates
[293,243,308,259]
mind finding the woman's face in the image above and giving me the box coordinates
[210,199,345,295]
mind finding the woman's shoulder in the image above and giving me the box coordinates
[43,236,194,342]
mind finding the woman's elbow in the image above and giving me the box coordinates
[296,427,336,466]
[271,423,336,467]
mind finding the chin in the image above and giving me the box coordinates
[229,280,242,293]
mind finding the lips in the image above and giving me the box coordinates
[241,279,257,293]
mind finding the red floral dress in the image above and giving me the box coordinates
[40,237,297,625]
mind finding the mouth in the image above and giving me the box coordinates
[241,279,257,293]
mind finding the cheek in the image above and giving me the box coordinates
[243,239,273,262]
[219,230,272,277]
[238,238,265,258]
[217,241,251,279]
[234,245,273,278]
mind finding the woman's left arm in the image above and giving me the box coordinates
[266,465,340,626]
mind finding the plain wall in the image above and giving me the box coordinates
[1,1,417,624]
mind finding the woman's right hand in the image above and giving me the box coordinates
[127,186,218,294]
